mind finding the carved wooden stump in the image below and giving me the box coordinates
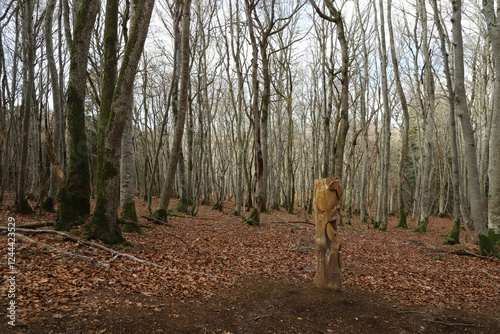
[314,177,343,291]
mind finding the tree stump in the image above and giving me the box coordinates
[314,177,343,291]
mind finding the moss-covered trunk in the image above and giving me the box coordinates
[55,0,99,230]
[414,217,429,233]
[444,220,460,245]
[89,0,155,245]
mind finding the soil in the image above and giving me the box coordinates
[1,198,499,333]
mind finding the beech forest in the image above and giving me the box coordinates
[0,0,499,333]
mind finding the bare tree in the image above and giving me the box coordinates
[484,0,500,241]
[309,0,349,181]
[44,0,63,212]
[55,0,99,230]
[155,0,191,221]
[89,0,155,244]
[388,0,409,229]
[431,0,463,243]
[16,0,35,214]
[454,0,496,255]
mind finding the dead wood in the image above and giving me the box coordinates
[447,249,488,259]
[141,215,174,227]
[14,233,106,267]
[273,214,315,227]
[15,221,55,229]
[0,226,169,269]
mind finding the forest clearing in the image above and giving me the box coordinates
[1,197,499,333]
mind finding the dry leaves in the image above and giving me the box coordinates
[1,200,499,320]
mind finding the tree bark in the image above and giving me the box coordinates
[431,0,462,243]
[388,0,409,229]
[44,0,63,212]
[454,0,496,255]
[155,0,191,221]
[376,0,390,231]
[245,0,263,224]
[55,0,99,230]
[17,0,35,214]
[416,0,435,233]
[484,0,500,239]
[90,0,155,244]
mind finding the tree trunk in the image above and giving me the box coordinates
[17,0,35,214]
[484,0,500,240]
[245,0,262,224]
[377,0,390,231]
[388,0,409,229]
[120,114,140,232]
[55,0,99,230]
[44,0,63,212]
[454,0,496,255]
[259,40,270,213]
[416,0,435,233]
[431,0,462,243]
[155,0,191,221]
[90,0,155,244]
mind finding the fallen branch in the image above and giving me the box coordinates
[448,249,487,259]
[148,304,169,309]
[0,227,169,270]
[161,230,188,245]
[288,238,314,253]
[273,214,315,227]
[15,221,55,229]
[14,233,106,268]
[141,215,174,227]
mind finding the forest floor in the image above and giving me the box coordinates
[1,197,499,334]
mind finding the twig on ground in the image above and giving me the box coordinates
[273,214,315,227]
[0,227,169,269]
[448,249,487,259]
[14,233,107,268]
[141,215,174,227]
[10,221,55,229]
[288,238,314,253]
[423,319,482,327]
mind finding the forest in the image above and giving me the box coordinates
[0,0,500,332]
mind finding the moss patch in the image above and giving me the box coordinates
[478,234,500,257]
[244,208,260,226]
[489,230,500,246]
[42,197,55,212]
[395,206,407,229]
[444,220,460,245]
[414,217,429,233]
[154,208,168,222]
[16,199,33,215]
[121,201,138,222]
[55,186,78,231]
[121,223,145,235]
[177,199,189,213]
[85,215,127,245]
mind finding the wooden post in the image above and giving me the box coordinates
[314,177,343,291]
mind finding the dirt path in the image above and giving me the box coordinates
[11,277,499,334]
